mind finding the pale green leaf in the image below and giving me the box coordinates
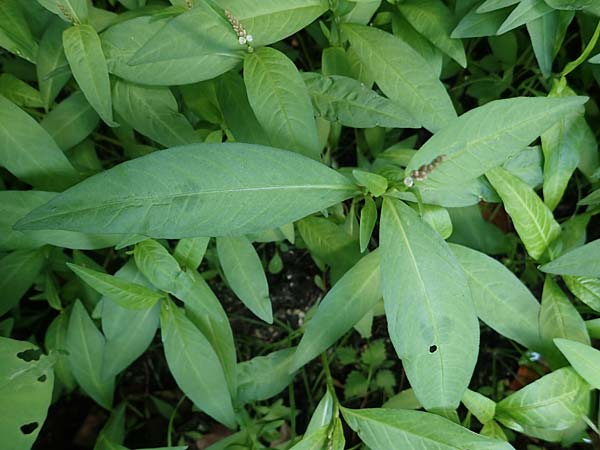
[0,338,54,450]
[41,91,99,151]
[17,143,357,238]
[564,276,600,312]
[173,237,209,270]
[392,13,443,75]
[527,10,574,78]
[160,301,236,428]
[112,79,200,148]
[452,6,510,38]
[450,244,542,349]
[216,0,328,47]
[45,312,77,390]
[342,23,457,132]
[237,348,296,404]
[555,338,600,389]
[540,239,600,278]
[304,73,419,129]
[0,74,43,108]
[380,199,478,410]
[0,0,39,63]
[478,0,520,13]
[343,408,515,449]
[486,166,561,261]
[216,236,272,323]
[306,391,334,434]
[133,240,181,293]
[37,0,89,23]
[244,47,319,159]
[288,426,328,450]
[359,197,377,253]
[447,206,513,255]
[398,0,467,67]
[63,24,115,126]
[352,169,388,196]
[0,248,46,317]
[497,0,553,35]
[0,95,79,191]
[67,300,115,409]
[406,96,587,206]
[37,19,71,110]
[496,367,590,432]
[68,263,163,310]
[292,250,381,370]
[462,389,496,424]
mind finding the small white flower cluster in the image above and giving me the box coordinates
[403,154,448,187]
[225,10,254,50]
[57,1,77,24]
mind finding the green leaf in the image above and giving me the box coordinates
[397,0,467,67]
[480,421,508,441]
[63,24,115,126]
[477,0,520,13]
[450,244,542,349]
[41,91,99,151]
[0,95,79,191]
[112,79,200,148]
[173,237,210,270]
[554,339,600,389]
[303,73,419,129]
[0,0,39,63]
[452,6,510,38]
[244,47,320,159]
[16,143,357,238]
[359,197,377,252]
[306,391,334,434]
[0,191,129,251]
[342,408,515,449]
[45,312,77,390]
[380,198,478,410]
[342,23,456,132]
[545,0,593,9]
[100,261,160,379]
[352,170,388,196]
[217,0,328,47]
[564,276,600,312]
[0,74,43,108]
[0,338,54,450]
[133,240,181,293]
[447,206,513,255]
[292,250,381,370]
[462,389,496,424]
[579,188,600,206]
[540,276,590,365]
[216,236,272,323]
[486,166,561,261]
[405,96,587,206]
[0,248,46,317]
[128,4,243,82]
[237,348,296,404]
[288,426,329,450]
[540,239,600,278]
[160,300,236,428]
[495,367,590,432]
[497,0,553,35]
[68,263,163,310]
[37,0,89,23]
[417,204,452,239]
[37,19,71,110]
[66,300,115,409]
[172,270,238,399]
[526,10,574,78]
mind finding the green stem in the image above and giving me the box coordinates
[560,21,600,79]
[167,395,186,447]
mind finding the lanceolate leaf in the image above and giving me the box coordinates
[292,250,381,370]
[303,73,419,129]
[564,276,600,312]
[67,300,115,409]
[67,263,164,310]
[380,198,479,410]
[540,240,600,278]
[160,301,237,429]
[0,95,79,191]
[0,0,39,63]
[554,339,600,389]
[496,367,590,432]
[342,408,515,450]
[406,96,587,205]
[342,23,457,132]
[173,237,210,270]
[237,348,296,404]
[37,19,71,110]
[216,0,328,47]
[0,249,46,317]
[397,0,467,67]
[450,244,542,350]
[497,0,553,35]
[217,236,272,323]
[63,24,116,126]
[112,79,200,148]
[17,144,357,238]
[486,166,561,261]
[128,4,243,80]
[244,47,320,159]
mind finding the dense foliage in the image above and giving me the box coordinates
[1,0,600,449]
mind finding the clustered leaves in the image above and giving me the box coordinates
[0,0,600,449]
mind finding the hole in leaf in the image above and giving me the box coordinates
[429,345,438,353]
[20,422,38,435]
[37,374,47,383]
[16,349,42,362]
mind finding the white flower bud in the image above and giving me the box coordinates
[246,34,253,43]
[403,176,414,187]
[238,36,247,45]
